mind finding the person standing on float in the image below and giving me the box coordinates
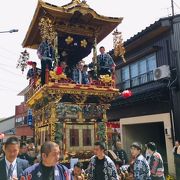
[37,40,55,85]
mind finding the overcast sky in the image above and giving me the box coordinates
[0,0,179,118]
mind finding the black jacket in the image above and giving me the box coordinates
[0,157,29,180]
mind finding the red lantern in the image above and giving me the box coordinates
[0,133,4,139]
[122,90,132,98]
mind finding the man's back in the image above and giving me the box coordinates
[115,149,128,165]
[149,151,165,178]
[134,154,151,180]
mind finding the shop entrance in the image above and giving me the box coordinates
[122,122,168,173]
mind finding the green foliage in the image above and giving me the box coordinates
[33,97,49,111]
[55,122,63,144]
[56,103,81,118]
[83,105,103,119]
[97,122,106,142]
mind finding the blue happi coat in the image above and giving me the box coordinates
[19,163,72,180]
[85,155,119,180]
[133,154,151,180]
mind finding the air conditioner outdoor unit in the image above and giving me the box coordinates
[153,65,170,81]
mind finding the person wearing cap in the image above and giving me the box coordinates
[86,141,118,180]
[130,142,151,180]
[146,142,165,180]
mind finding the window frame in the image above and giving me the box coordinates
[119,53,157,89]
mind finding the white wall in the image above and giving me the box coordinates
[0,116,15,134]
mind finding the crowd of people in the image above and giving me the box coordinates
[27,45,116,86]
[0,136,169,180]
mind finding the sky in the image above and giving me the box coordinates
[0,0,179,118]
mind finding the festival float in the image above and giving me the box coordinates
[18,0,127,164]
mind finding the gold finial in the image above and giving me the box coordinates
[72,0,81,3]
[113,29,126,63]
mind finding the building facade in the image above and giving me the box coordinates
[108,15,180,176]
[0,116,15,142]
[15,102,33,141]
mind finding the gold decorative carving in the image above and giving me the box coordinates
[27,82,120,107]
[51,106,57,121]
[99,96,116,103]
[113,29,126,62]
[70,94,87,103]
[65,36,74,45]
[72,0,81,3]
[80,39,87,48]
[50,123,56,142]
[38,17,56,43]
[64,0,89,9]
[47,88,117,97]
[50,71,67,80]
[99,75,115,84]
[80,0,89,8]
[54,32,59,66]
[56,24,97,37]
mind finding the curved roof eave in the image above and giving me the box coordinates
[22,0,123,48]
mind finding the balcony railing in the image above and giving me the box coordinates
[24,69,117,102]
[120,71,154,90]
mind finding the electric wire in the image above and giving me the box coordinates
[173,0,180,10]
[0,54,16,62]
[0,46,18,56]
[0,66,23,77]
[0,84,19,92]
[0,62,16,69]
[0,76,25,85]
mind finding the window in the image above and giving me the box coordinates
[147,54,156,71]
[83,129,92,146]
[130,62,139,87]
[118,53,157,89]
[15,117,24,126]
[121,66,130,89]
[115,69,121,84]
[139,60,147,84]
[70,129,79,146]
[147,54,156,81]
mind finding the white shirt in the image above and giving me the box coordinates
[5,157,17,179]
[177,146,180,155]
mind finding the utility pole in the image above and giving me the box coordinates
[171,0,175,17]
[170,0,175,34]
[167,0,176,145]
